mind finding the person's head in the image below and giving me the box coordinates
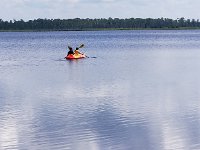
[76,47,79,50]
[69,47,73,51]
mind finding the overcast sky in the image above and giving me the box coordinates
[0,0,199,20]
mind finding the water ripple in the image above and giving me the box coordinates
[1,30,200,149]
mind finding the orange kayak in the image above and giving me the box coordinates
[65,54,86,60]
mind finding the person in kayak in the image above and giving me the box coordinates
[67,46,74,56]
[74,47,84,55]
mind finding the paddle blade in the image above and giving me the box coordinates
[68,46,72,49]
[79,44,84,48]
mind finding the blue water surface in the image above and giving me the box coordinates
[1,30,200,150]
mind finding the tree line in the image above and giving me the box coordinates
[0,17,200,30]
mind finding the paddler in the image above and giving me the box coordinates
[74,47,84,55]
[67,46,74,56]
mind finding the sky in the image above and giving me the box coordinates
[0,0,199,21]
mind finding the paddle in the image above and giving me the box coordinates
[67,44,97,58]
[76,44,87,56]
[68,44,84,51]
[79,44,84,49]
[78,44,97,58]
[68,46,72,50]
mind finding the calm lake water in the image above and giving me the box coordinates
[1,30,200,150]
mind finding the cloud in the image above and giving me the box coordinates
[0,0,199,20]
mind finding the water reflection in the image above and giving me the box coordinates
[0,110,19,149]
[1,30,200,149]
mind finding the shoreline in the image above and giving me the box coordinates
[1,27,200,32]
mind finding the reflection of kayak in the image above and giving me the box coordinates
[65,54,86,60]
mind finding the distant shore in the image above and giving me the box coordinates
[1,27,200,32]
[1,18,200,32]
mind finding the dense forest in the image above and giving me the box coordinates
[0,17,200,31]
